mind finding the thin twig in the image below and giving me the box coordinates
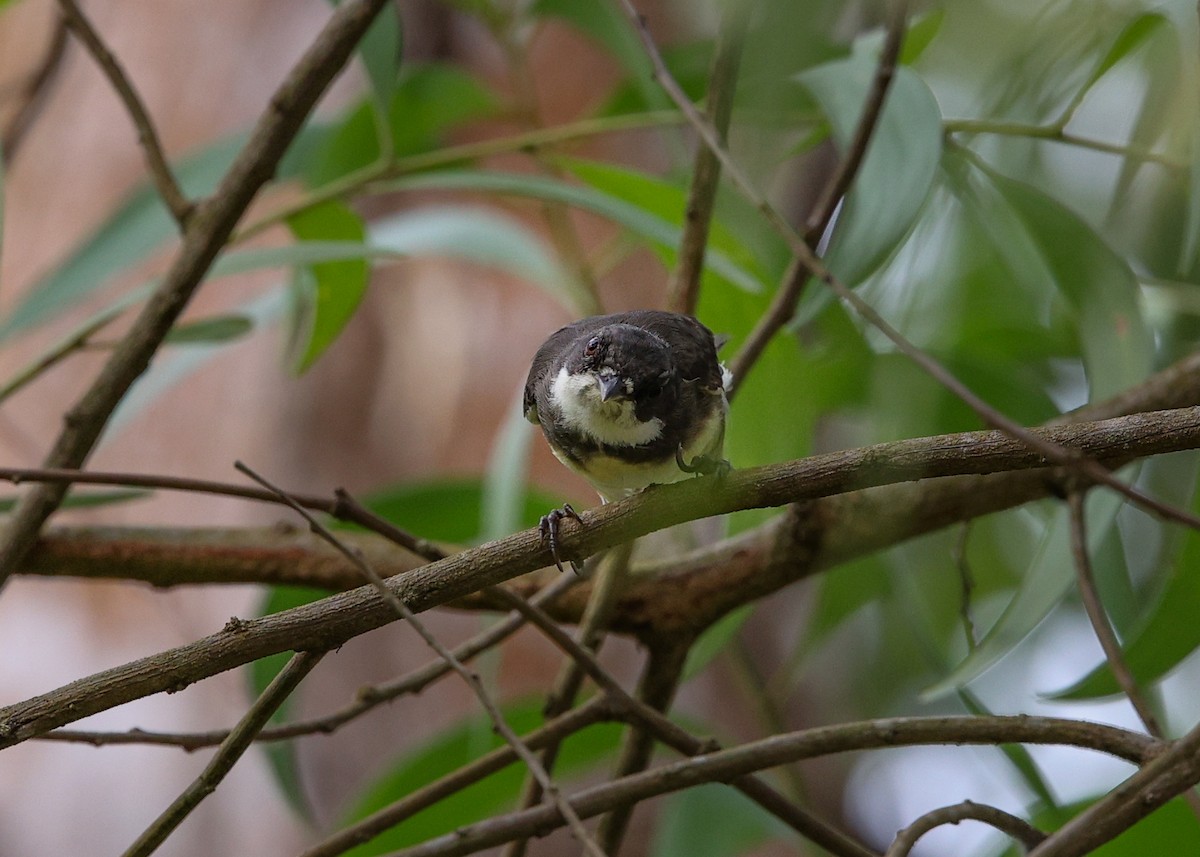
[885,800,1046,857]
[384,715,1155,857]
[666,0,750,315]
[1028,716,1200,856]
[0,0,396,590]
[502,541,635,857]
[596,637,692,854]
[299,697,615,857]
[121,650,324,857]
[41,573,581,751]
[726,1,908,396]
[489,587,884,857]
[1,13,69,163]
[234,462,609,857]
[56,0,193,226]
[1066,489,1164,735]
[1064,489,1200,825]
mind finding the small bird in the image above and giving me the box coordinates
[524,310,731,571]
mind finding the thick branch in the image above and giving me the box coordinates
[3,408,1199,745]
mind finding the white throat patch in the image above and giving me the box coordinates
[549,366,664,447]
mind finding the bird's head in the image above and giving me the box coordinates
[561,323,675,410]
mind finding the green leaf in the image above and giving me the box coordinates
[922,489,1128,700]
[356,479,562,546]
[795,57,943,289]
[651,783,787,857]
[562,157,773,293]
[481,392,535,543]
[900,9,945,65]
[1083,13,1168,96]
[302,65,497,187]
[367,204,584,313]
[377,169,765,296]
[165,314,254,344]
[286,200,369,371]
[341,701,623,856]
[0,133,246,340]
[965,155,1153,401]
[998,796,1200,857]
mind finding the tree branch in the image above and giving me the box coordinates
[666,0,749,315]
[57,0,193,226]
[121,650,324,857]
[885,800,1046,857]
[384,715,1155,857]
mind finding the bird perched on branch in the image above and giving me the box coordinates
[524,310,731,571]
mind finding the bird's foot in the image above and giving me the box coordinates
[539,504,584,574]
[675,445,731,478]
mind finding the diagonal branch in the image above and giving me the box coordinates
[121,649,324,857]
[666,0,750,315]
[2,407,1200,745]
[0,0,394,591]
[57,0,193,225]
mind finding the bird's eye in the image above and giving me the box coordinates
[584,337,600,357]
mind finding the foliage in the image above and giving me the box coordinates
[2,0,1200,855]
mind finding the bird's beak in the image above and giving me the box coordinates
[598,374,624,402]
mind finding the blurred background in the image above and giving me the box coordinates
[1,0,1199,855]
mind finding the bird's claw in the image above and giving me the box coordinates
[675,445,731,478]
[539,504,584,574]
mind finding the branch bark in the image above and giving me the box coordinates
[3,407,1199,746]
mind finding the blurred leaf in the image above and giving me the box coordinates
[923,488,1129,700]
[599,39,712,116]
[343,0,401,106]
[250,584,330,819]
[286,200,369,372]
[900,9,945,65]
[1082,13,1167,95]
[164,314,254,344]
[0,488,149,513]
[367,204,584,313]
[341,702,623,856]
[303,65,497,187]
[1049,465,1200,700]
[377,170,765,296]
[796,57,942,288]
[0,133,245,339]
[650,783,787,857]
[355,479,563,546]
[562,157,771,292]
[481,392,534,543]
[996,796,1200,857]
[977,163,1153,401]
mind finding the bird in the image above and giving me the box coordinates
[523,309,731,571]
